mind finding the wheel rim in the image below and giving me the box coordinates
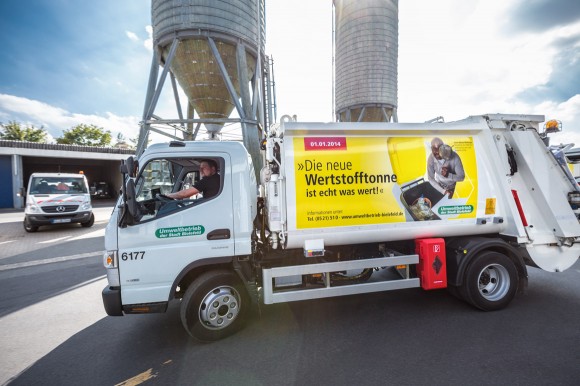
[477,263,510,301]
[198,286,241,330]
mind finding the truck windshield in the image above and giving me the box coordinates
[30,177,88,194]
[136,159,180,200]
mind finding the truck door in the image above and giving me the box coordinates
[117,153,234,305]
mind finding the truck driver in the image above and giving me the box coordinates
[166,159,220,200]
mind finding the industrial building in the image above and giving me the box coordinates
[0,141,133,208]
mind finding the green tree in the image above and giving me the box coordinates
[56,124,112,146]
[113,132,133,149]
[0,120,47,142]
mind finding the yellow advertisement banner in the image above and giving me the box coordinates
[293,136,478,228]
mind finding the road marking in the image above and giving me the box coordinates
[115,368,157,386]
[115,360,173,386]
[0,240,16,245]
[0,251,102,271]
[68,228,106,241]
[39,236,71,244]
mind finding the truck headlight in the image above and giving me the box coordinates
[103,250,118,268]
[103,250,120,287]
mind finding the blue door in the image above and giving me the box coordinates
[0,156,13,208]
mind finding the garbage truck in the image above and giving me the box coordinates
[101,114,580,341]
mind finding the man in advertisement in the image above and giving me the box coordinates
[427,137,465,198]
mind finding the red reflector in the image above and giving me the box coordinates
[511,190,528,226]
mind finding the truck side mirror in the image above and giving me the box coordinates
[120,156,139,178]
[119,178,143,228]
[126,179,143,222]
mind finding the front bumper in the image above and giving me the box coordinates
[25,211,92,226]
[102,286,123,316]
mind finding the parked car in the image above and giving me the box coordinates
[90,182,112,198]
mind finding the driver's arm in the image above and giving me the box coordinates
[166,186,200,199]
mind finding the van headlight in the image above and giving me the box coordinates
[81,201,92,211]
[26,204,41,213]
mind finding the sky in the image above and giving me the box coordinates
[0,0,579,146]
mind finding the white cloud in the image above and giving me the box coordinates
[0,94,140,143]
[144,25,153,51]
[125,26,152,52]
[395,0,580,141]
[125,31,139,42]
[399,1,546,119]
[265,2,333,121]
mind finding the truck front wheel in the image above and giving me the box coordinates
[461,251,518,311]
[180,270,249,342]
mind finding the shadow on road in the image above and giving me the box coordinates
[0,218,108,317]
[8,263,580,386]
[0,255,104,319]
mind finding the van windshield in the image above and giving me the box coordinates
[30,176,88,194]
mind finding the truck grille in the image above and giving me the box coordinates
[43,205,79,213]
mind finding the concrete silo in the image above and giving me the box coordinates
[333,0,398,122]
[138,0,268,169]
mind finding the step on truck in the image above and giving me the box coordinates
[102,114,580,341]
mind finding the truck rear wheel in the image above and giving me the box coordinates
[180,270,249,342]
[462,251,518,311]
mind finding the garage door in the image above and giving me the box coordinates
[0,156,13,208]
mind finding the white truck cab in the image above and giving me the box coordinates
[24,172,94,232]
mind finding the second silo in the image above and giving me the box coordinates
[334,0,398,122]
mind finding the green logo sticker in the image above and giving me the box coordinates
[155,225,205,238]
[438,205,474,215]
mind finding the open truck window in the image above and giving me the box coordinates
[124,157,223,223]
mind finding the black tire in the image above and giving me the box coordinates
[461,251,518,311]
[23,219,38,233]
[180,270,249,342]
[81,213,95,228]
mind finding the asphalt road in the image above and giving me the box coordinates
[0,203,579,386]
